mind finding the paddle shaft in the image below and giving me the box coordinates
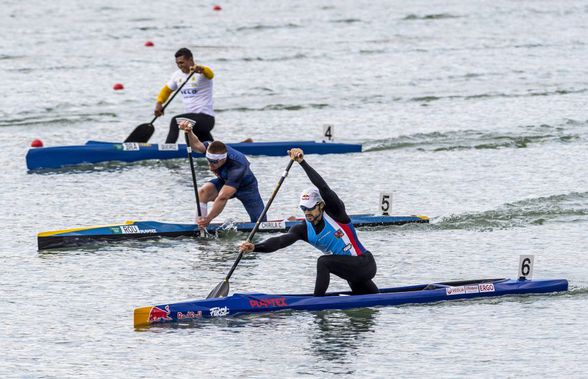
[150,69,198,125]
[125,69,200,143]
[184,133,202,218]
[223,159,295,281]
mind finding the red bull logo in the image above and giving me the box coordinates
[148,305,172,323]
[177,310,203,321]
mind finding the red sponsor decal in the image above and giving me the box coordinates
[249,297,288,308]
[177,310,203,321]
[334,229,344,238]
[446,286,466,296]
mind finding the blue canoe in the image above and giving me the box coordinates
[37,214,429,250]
[26,140,362,170]
[133,278,568,327]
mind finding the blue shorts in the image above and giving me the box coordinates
[209,178,266,222]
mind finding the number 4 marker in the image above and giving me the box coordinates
[322,125,334,142]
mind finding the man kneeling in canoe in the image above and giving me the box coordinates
[239,148,379,296]
[179,121,266,227]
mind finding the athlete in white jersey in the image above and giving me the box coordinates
[154,48,215,143]
[239,148,379,296]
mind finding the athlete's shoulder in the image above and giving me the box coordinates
[170,69,184,79]
[167,70,185,88]
[226,146,248,162]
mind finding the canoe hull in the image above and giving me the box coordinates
[134,278,568,327]
[37,214,429,250]
[26,140,362,170]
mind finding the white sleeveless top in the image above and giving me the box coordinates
[167,69,214,117]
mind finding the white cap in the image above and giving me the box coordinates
[299,187,323,208]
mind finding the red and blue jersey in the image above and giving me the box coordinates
[306,213,367,256]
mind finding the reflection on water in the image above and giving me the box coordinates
[309,308,378,373]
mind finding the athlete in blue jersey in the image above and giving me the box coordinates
[239,148,378,296]
[179,121,265,227]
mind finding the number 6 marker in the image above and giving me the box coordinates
[518,255,535,280]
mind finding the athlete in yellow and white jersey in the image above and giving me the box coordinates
[154,47,215,143]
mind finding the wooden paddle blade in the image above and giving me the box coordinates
[125,123,154,143]
[207,280,229,298]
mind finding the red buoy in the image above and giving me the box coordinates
[144,41,154,47]
[213,5,222,11]
[113,83,124,90]
[31,139,44,148]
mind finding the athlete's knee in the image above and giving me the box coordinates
[316,255,330,271]
[349,280,379,295]
[361,280,379,294]
[165,126,180,143]
[199,183,218,202]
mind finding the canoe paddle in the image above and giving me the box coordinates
[124,69,198,143]
[207,158,295,298]
[183,128,204,237]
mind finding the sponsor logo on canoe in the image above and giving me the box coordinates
[158,144,179,151]
[122,143,140,151]
[149,305,172,323]
[209,306,230,317]
[249,297,288,308]
[120,225,140,234]
[119,225,157,234]
[478,283,496,293]
[465,285,479,294]
[446,286,466,296]
[259,221,286,230]
[177,310,203,321]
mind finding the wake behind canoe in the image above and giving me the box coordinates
[134,277,568,328]
[26,140,362,170]
[37,214,429,250]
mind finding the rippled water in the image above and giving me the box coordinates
[1,0,588,377]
